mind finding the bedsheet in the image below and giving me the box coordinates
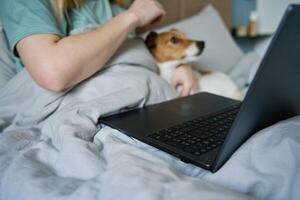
[107,117,300,200]
[0,63,299,200]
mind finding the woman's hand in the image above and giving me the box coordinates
[171,64,199,97]
[127,0,166,28]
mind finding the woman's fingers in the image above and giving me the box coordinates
[170,64,199,97]
[180,83,193,97]
[128,0,166,27]
[171,77,178,88]
[180,86,189,97]
[153,0,166,16]
[189,84,199,95]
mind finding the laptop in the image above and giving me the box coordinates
[99,5,300,172]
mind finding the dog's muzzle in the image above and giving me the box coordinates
[196,41,205,55]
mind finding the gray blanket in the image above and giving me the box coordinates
[0,40,299,200]
[0,65,253,200]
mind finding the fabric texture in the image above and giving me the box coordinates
[0,4,298,200]
[0,0,123,73]
[0,23,16,89]
[105,37,158,73]
[0,0,68,72]
[0,64,254,200]
[0,0,67,51]
[106,115,300,200]
[228,52,262,92]
[1,61,299,200]
[145,5,244,73]
[69,0,124,31]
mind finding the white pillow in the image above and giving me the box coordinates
[0,21,16,89]
[147,5,244,73]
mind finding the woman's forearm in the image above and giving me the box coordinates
[18,11,138,91]
[53,11,139,89]
[17,0,165,92]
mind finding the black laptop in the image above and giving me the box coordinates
[100,5,300,172]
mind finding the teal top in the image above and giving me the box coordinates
[0,0,125,72]
[69,0,124,32]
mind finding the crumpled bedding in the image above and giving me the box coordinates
[114,118,300,200]
[0,50,299,200]
[228,52,262,94]
[0,65,253,200]
[0,22,16,88]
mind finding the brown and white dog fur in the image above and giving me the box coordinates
[145,29,243,100]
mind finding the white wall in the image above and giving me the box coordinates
[257,0,300,34]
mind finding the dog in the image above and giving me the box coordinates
[145,29,243,100]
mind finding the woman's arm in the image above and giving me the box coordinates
[16,0,165,92]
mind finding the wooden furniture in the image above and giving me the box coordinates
[137,0,232,33]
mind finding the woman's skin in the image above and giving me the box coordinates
[171,63,199,96]
[16,0,198,96]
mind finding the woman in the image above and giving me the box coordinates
[0,0,198,96]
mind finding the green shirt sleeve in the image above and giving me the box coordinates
[69,0,126,32]
[0,0,67,55]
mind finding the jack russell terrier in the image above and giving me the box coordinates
[145,29,243,100]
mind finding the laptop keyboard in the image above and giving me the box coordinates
[148,104,241,157]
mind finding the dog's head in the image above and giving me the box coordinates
[145,29,205,63]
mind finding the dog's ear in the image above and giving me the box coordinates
[145,31,158,49]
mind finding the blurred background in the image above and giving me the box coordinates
[232,0,300,54]
[135,0,300,55]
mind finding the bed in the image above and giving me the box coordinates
[0,2,300,200]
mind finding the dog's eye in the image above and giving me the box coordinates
[170,37,179,44]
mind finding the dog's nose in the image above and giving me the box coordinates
[196,41,205,55]
[196,41,205,51]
